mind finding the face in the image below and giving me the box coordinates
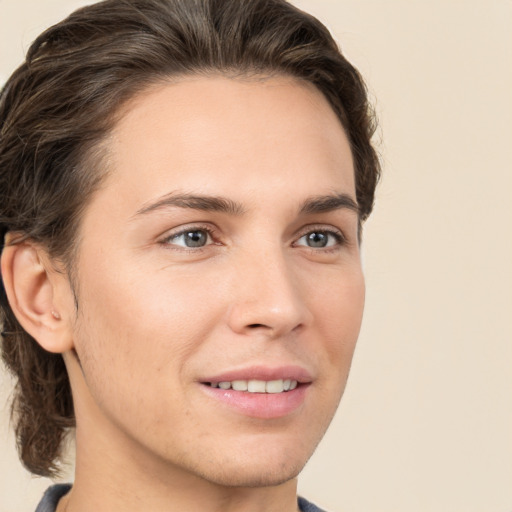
[65,75,365,488]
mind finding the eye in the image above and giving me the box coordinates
[295,230,343,249]
[165,228,212,248]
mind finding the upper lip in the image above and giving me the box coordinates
[200,365,313,384]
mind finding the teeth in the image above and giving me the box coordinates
[232,380,248,391]
[266,379,284,393]
[209,379,298,393]
[248,380,266,392]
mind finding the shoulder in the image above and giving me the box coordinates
[298,495,329,512]
[35,484,72,512]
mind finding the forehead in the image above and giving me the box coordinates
[95,75,355,214]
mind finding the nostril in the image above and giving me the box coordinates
[248,323,266,329]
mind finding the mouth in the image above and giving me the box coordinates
[199,367,311,419]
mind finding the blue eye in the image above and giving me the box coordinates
[296,230,342,249]
[168,229,211,248]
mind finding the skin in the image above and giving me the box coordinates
[5,75,365,512]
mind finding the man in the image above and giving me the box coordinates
[0,1,380,510]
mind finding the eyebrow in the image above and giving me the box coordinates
[134,192,359,218]
[299,193,359,215]
[135,193,246,217]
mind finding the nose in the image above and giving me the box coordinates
[226,248,312,339]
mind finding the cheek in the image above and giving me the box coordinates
[70,273,225,442]
[72,262,223,392]
[75,256,236,371]
[309,266,365,370]
[295,267,365,437]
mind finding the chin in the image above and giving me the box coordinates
[194,458,305,488]
[179,432,319,489]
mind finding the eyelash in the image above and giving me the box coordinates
[159,224,347,253]
[294,226,346,253]
[159,223,219,253]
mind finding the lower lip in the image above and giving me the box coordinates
[200,384,309,419]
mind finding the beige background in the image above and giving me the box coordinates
[1,1,511,511]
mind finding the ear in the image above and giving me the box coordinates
[1,236,75,353]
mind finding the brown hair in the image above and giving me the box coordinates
[0,0,380,477]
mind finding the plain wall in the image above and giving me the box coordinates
[1,1,511,511]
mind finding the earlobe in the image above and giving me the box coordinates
[0,238,74,353]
